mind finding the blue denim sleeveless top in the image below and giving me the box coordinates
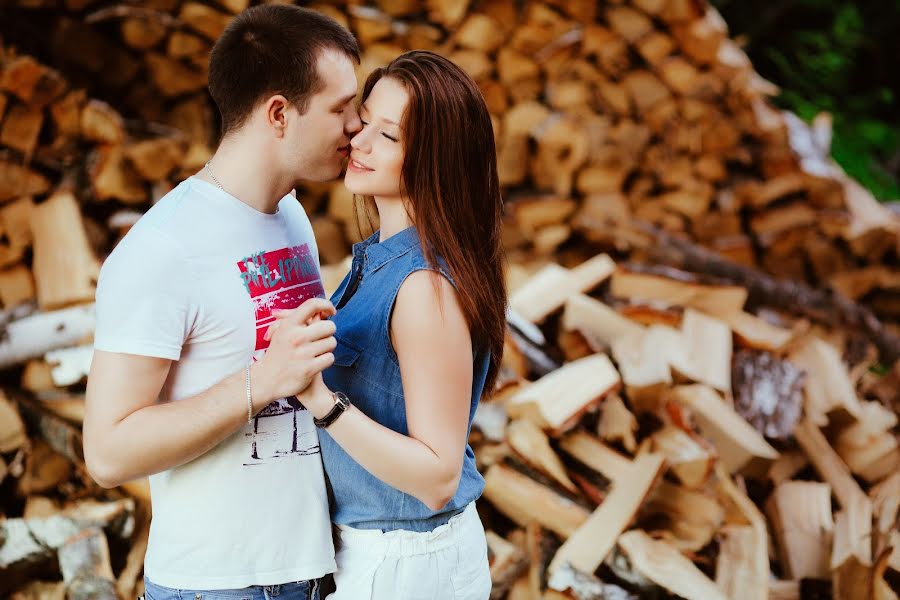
[319,226,488,533]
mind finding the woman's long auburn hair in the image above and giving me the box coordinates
[357,50,506,392]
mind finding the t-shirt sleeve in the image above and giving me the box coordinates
[93,226,192,360]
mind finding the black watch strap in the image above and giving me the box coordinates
[314,392,351,428]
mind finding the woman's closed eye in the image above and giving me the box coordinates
[360,120,398,142]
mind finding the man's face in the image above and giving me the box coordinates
[286,49,361,183]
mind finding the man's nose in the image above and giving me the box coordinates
[345,110,362,136]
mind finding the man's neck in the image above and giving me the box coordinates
[198,135,290,215]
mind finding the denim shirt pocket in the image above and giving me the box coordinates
[332,334,363,368]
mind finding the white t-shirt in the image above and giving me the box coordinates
[94,177,335,589]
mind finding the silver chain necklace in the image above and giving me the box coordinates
[204,161,226,192]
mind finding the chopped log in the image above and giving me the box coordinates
[0,304,96,370]
[715,526,766,600]
[548,453,665,582]
[558,431,633,483]
[765,480,834,580]
[644,480,724,552]
[562,293,645,350]
[486,530,528,600]
[546,562,637,600]
[831,507,874,599]
[30,191,100,309]
[507,353,621,435]
[871,473,900,559]
[121,16,168,51]
[606,5,654,43]
[14,392,85,466]
[145,53,207,97]
[714,465,769,599]
[0,388,27,452]
[57,527,117,600]
[622,70,671,113]
[767,450,809,486]
[610,268,747,317]
[1,103,43,160]
[0,197,34,267]
[616,530,727,600]
[79,99,124,145]
[670,384,778,476]
[0,265,35,309]
[509,254,616,323]
[506,418,577,494]
[726,311,793,351]
[650,425,714,488]
[0,158,51,201]
[597,393,638,453]
[789,336,863,425]
[124,138,186,181]
[17,439,73,496]
[482,463,589,539]
[89,145,148,204]
[834,401,900,484]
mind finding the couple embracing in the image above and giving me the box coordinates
[84,5,504,600]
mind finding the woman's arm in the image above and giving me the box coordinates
[301,270,473,511]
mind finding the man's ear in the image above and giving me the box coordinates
[264,94,290,137]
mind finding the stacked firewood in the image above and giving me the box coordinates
[1,1,899,599]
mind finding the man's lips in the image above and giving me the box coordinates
[338,145,350,157]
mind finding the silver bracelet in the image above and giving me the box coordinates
[245,364,253,424]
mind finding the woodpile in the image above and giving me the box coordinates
[0,1,898,598]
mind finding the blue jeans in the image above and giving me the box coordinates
[142,577,320,600]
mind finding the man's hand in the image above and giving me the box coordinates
[252,298,337,409]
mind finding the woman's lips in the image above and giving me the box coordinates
[348,158,373,173]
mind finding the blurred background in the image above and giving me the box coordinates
[0,1,898,599]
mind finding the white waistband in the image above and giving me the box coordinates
[336,503,478,557]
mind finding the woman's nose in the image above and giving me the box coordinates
[350,129,369,152]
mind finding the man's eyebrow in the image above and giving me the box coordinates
[360,103,399,126]
[332,93,357,108]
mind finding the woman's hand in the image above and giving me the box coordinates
[297,373,335,420]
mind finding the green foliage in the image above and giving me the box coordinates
[712,0,900,200]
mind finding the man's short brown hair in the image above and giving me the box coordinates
[208,5,360,136]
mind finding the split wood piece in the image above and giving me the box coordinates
[0,103,43,160]
[79,99,124,144]
[870,473,900,559]
[0,265,35,308]
[524,522,558,597]
[547,452,665,580]
[507,353,621,435]
[0,388,27,452]
[58,527,117,600]
[716,526,765,600]
[14,391,85,466]
[0,55,67,106]
[125,138,186,181]
[598,394,637,453]
[558,431,633,483]
[794,419,871,511]
[610,324,675,400]
[830,266,900,302]
[768,581,800,600]
[726,311,793,351]
[179,2,234,40]
[789,336,863,425]
[511,196,577,237]
[17,438,73,496]
[633,224,900,364]
[616,530,727,600]
[0,158,51,201]
[0,196,34,267]
[649,425,714,488]
[482,463,589,539]
[116,506,149,600]
[766,480,834,580]
[425,0,469,28]
[731,350,804,441]
[831,503,875,599]
[44,345,93,387]
[30,191,100,309]
[610,268,748,318]
[562,294,645,349]
[669,384,778,477]
[0,304,96,370]
[0,518,57,595]
[834,400,900,484]
[644,481,724,552]
[767,450,809,486]
[675,308,732,393]
[531,116,591,196]
[38,396,85,424]
[715,465,769,600]
[605,5,654,43]
[90,145,148,204]
[507,418,577,494]
[546,561,638,600]
[120,16,168,51]
[145,53,207,97]
[485,530,528,600]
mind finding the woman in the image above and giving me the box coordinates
[296,50,505,599]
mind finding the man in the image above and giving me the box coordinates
[83,6,362,598]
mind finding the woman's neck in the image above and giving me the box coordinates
[374,195,414,242]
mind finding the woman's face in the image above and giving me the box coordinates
[344,77,407,199]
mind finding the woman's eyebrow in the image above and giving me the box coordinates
[360,104,399,126]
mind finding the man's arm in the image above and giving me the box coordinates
[83,299,337,488]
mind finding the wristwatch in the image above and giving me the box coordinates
[314,391,351,428]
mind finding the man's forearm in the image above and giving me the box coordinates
[86,364,270,487]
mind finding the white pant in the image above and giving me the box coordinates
[327,503,491,600]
